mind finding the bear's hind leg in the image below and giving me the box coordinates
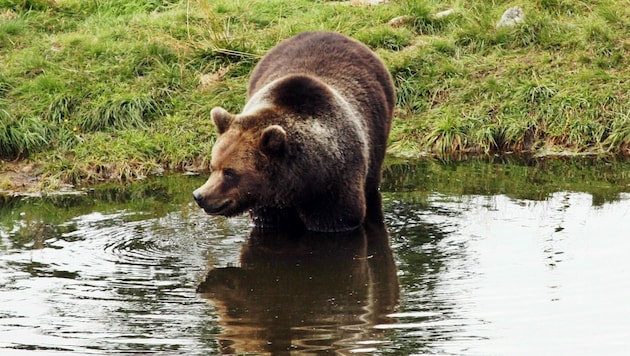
[365,188,384,223]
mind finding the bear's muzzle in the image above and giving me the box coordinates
[193,189,233,215]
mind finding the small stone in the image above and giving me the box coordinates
[434,9,455,19]
[496,6,525,29]
[351,0,389,5]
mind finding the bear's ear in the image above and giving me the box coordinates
[260,125,286,155]
[211,107,234,134]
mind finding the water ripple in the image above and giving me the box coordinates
[2,169,630,355]
[0,208,248,354]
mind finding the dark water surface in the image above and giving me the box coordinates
[1,158,629,355]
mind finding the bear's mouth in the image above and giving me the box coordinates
[203,200,233,215]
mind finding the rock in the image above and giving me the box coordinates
[351,0,389,5]
[388,9,455,28]
[328,0,388,5]
[496,6,525,29]
[434,9,456,19]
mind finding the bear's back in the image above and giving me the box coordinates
[248,31,395,124]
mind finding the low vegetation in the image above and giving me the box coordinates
[1,0,629,191]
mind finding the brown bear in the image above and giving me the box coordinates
[193,31,395,232]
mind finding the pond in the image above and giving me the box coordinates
[1,157,629,355]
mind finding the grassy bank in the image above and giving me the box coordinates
[1,0,629,191]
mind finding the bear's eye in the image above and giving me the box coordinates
[223,168,239,182]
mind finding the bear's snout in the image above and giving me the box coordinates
[192,189,204,206]
[193,188,233,216]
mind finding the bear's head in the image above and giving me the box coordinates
[193,74,355,229]
[192,106,288,217]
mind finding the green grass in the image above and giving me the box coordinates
[0,0,629,190]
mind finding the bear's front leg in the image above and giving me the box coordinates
[297,192,366,233]
[249,207,304,230]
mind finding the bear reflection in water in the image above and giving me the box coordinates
[197,219,399,354]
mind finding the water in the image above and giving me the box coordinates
[0,157,629,355]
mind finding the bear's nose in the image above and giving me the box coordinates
[192,189,203,205]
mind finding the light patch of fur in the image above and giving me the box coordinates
[211,130,256,173]
[293,120,341,160]
[328,86,370,172]
[241,79,278,115]
[243,74,369,177]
